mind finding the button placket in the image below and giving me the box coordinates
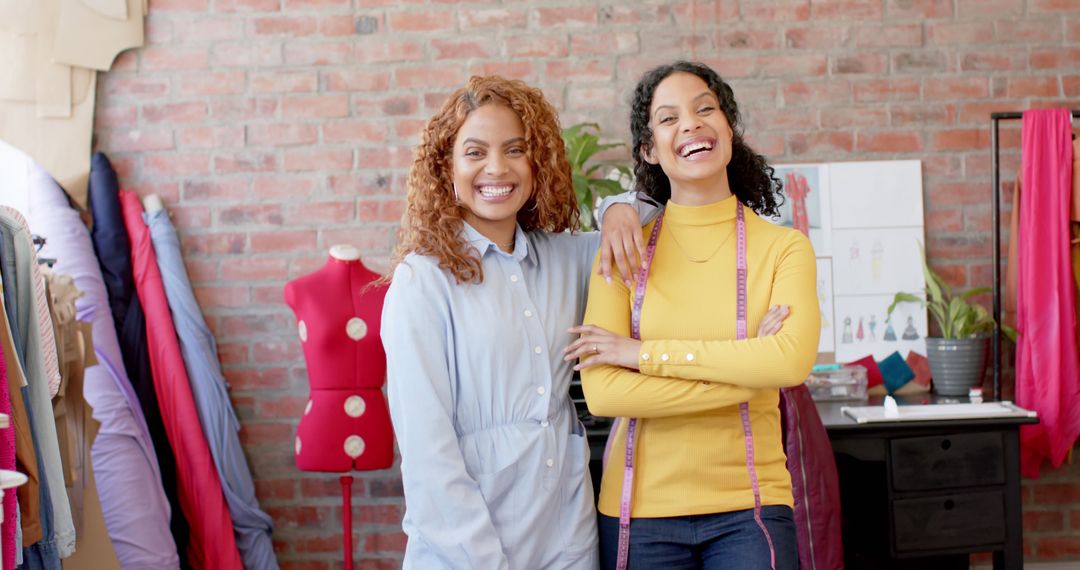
[507,257,554,424]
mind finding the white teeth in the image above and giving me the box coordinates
[679,141,714,157]
[478,185,513,197]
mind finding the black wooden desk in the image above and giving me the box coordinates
[817,396,1037,570]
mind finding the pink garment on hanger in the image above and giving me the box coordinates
[1016,108,1080,478]
[119,190,243,569]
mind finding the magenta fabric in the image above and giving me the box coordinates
[1016,108,1080,478]
[120,191,243,569]
[0,336,15,570]
[780,385,844,570]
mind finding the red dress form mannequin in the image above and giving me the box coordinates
[284,245,393,569]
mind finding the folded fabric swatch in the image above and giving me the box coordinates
[878,351,915,394]
[905,351,932,387]
[846,355,883,389]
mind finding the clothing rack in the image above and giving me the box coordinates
[990,110,1080,401]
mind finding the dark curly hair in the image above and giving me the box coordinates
[630,61,783,217]
[387,75,579,284]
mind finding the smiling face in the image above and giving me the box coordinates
[643,72,735,203]
[451,103,535,245]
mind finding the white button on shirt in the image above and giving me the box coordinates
[524,309,533,318]
[546,458,554,467]
[687,353,695,361]
[641,353,650,361]
[661,353,670,361]
[537,386,546,395]
[510,274,519,282]
[534,346,542,354]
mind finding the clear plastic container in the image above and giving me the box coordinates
[806,364,868,402]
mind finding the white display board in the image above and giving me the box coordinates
[769,160,926,360]
[829,160,923,229]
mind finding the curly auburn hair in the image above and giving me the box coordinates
[386,75,579,284]
[630,61,784,217]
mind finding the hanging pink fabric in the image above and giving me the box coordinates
[120,190,243,569]
[1016,108,1080,478]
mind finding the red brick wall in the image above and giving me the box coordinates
[94,0,1080,567]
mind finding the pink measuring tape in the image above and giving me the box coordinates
[612,202,776,570]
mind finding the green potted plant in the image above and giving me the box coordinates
[888,250,1016,396]
[561,122,632,230]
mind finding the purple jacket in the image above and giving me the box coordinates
[781,384,844,570]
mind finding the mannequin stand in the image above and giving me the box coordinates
[341,475,353,570]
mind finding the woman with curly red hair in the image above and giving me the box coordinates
[380,75,645,569]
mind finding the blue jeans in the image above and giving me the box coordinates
[598,506,798,569]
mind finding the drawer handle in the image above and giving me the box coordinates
[941,439,952,451]
[944,499,955,510]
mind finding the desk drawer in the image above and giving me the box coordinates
[890,432,1004,491]
[892,490,1005,552]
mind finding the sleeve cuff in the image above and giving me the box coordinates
[639,341,699,374]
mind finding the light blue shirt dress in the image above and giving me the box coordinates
[382,222,601,570]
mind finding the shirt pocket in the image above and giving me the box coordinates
[475,461,520,539]
[558,429,599,560]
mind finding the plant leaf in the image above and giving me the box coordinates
[590,179,626,198]
[887,292,925,315]
[960,287,992,300]
[947,297,971,339]
[921,260,945,307]
[927,303,947,336]
[579,203,594,230]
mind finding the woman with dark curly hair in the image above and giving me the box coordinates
[568,61,818,569]
[380,75,650,569]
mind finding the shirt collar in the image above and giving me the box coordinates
[461,221,531,264]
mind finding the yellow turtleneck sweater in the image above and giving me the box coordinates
[582,195,819,518]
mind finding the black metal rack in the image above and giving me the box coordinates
[989,110,1080,401]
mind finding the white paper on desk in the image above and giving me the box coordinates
[841,401,1037,423]
[830,160,923,229]
[834,294,927,362]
